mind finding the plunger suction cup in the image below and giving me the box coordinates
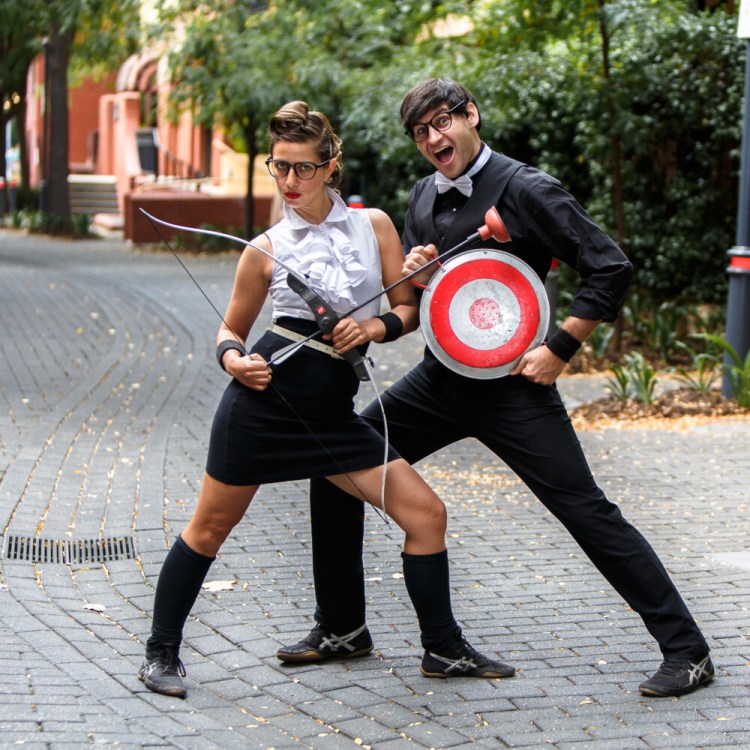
[478,206,511,243]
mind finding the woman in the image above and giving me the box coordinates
[138,101,515,698]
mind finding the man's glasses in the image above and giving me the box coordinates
[265,157,330,180]
[407,101,467,143]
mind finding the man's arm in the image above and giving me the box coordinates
[509,176,632,384]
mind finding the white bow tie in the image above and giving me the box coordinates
[434,172,473,197]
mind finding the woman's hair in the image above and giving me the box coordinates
[400,78,481,135]
[268,101,343,189]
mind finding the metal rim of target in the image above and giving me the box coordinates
[420,249,550,379]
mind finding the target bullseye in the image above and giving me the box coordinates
[469,297,501,329]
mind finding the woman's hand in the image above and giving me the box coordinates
[226,352,273,390]
[327,317,369,353]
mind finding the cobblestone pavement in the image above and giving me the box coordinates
[1,229,749,750]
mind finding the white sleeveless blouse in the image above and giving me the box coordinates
[265,189,383,322]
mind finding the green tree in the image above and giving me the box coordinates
[155,0,743,308]
[42,0,139,223]
[155,0,300,236]
[467,0,743,303]
[155,0,453,236]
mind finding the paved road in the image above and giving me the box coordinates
[1,229,749,750]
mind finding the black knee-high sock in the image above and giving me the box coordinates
[146,535,215,656]
[310,477,366,633]
[401,550,462,652]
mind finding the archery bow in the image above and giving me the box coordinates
[139,209,370,380]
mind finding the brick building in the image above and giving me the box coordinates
[25,48,276,241]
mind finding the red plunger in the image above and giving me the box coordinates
[478,206,511,243]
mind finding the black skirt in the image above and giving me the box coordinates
[206,318,398,485]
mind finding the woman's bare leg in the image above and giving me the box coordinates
[182,473,260,556]
[327,459,446,554]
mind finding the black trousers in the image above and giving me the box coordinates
[310,360,708,659]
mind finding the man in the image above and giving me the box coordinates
[277,78,713,697]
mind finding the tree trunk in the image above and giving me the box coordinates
[47,17,74,220]
[243,118,256,238]
[17,96,30,194]
[0,93,7,215]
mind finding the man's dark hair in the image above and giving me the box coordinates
[400,78,481,135]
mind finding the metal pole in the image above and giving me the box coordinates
[723,39,750,397]
[544,259,559,338]
[39,38,49,213]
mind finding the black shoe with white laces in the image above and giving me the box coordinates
[421,637,515,679]
[638,654,714,697]
[276,624,373,663]
[138,645,187,698]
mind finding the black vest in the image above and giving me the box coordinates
[409,151,525,257]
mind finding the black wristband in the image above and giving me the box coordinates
[216,339,246,371]
[375,312,404,343]
[546,328,581,363]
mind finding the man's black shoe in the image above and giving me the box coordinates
[421,637,515,679]
[638,654,714,697]
[276,624,373,663]
[138,646,187,698]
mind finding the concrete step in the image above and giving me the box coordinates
[68,175,119,215]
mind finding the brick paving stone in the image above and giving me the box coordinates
[332,715,399,744]
[375,738,430,750]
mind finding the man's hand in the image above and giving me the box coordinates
[402,244,439,287]
[509,344,566,385]
[512,317,599,384]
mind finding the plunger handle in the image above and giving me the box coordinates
[347,206,512,317]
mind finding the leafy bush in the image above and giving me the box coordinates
[606,363,632,400]
[13,185,39,212]
[172,224,247,253]
[72,213,93,238]
[697,333,750,407]
[587,323,616,359]
[670,341,721,393]
[605,351,659,404]
[469,5,742,308]
[621,293,686,362]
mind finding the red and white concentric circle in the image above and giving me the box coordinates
[421,250,549,378]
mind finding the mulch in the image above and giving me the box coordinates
[570,387,749,430]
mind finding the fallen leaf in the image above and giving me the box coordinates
[202,580,237,592]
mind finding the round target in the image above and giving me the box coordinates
[421,250,549,379]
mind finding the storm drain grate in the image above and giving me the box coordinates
[1,535,137,564]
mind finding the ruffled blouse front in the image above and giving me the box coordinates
[265,189,383,322]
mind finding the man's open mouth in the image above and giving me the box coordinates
[434,146,454,164]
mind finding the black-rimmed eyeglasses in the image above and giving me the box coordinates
[265,157,331,180]
[407,101,467,143]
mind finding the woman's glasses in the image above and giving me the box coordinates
[265,158,330,180]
